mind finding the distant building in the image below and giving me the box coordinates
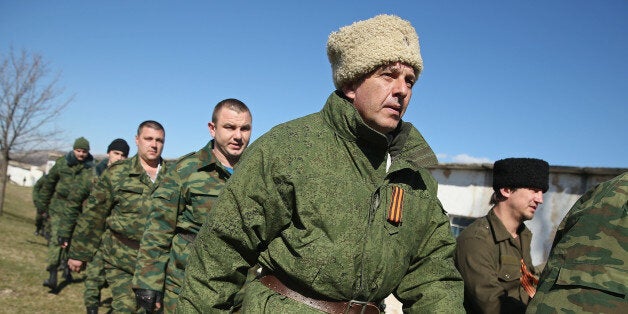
[7,161,45,187]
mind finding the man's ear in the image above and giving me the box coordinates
[342,84,356,101]
[500,187,513,198]
[208,122,216,138]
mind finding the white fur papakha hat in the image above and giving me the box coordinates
[327,14,423,90]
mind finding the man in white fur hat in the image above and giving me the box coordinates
[177,14,464,313]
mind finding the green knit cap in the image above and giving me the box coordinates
[73,137,90,151]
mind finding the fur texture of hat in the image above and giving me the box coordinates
[73,137,90,151]
[107,138,130,156]
[327,14,423,89]
[492,158,550,193]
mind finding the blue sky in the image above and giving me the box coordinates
[1,1,626,168]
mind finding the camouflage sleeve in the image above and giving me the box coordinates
[68,169,114,262]
[396,196,465,313]
[132,169,182,291]
[57,172,94,238]
[527,172,628,313]
[39,162,62,209]
[177,148,290,313]
[32,176,47,214]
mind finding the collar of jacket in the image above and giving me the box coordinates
[322,90,437,168]
[196,140,230,176]
[128,154,165,176]
[487,208,532,243]
[65,150,95,168]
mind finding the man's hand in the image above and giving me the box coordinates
[57,236,70,248]
[134,289,163,313]
[67,259,84,273]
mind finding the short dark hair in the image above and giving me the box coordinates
[137,120,165,136]
[212,99,251,123]
[489,188,519,205]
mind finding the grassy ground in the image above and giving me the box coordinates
[0,183,112,313]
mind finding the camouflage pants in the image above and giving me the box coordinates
[84,248,107,308]
[162,234,194,313]
[101,230,140,313]
[45,212,67,269]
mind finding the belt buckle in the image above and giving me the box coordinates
[345,300,379,314]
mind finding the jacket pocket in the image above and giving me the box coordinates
[498,254,522,282]
[381,184,426,235]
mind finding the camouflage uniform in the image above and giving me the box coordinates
[61,157,111,311]
[177,92,464,313]
[526,172,627,314]
[69,155,168,313]
[455,208,536,313]
[39,151,94,278]
[32,174,49,239]
[133,141,230,312]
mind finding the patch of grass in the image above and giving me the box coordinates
[0,183,112,313]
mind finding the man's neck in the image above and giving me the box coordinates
[213,148,237,169]
[493,205,522,238]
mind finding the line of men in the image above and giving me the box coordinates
[32,14,626,314]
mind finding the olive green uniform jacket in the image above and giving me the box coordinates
[526,172,627,314]
[455,208,535,313]
[39,151,95,219]
[39,151,94,267]
[69,154,169,268]
[177,91,464,313]
[132,141,230,295]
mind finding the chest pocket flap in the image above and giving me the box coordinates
[499,254,522,282]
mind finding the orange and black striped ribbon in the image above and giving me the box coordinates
[520,258,538,298]
[387,186,404,224]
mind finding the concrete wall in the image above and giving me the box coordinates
[7,163,44,187]
[428,164,626,266]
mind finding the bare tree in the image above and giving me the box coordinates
[0,47,72,216]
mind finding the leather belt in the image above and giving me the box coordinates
[111,231,140,250]
[259,274,380,314]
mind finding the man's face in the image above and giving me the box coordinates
[73,148,89,161]
[502,187,544,222]
[135,127,165,163]
[342,62,416,134]
[209,108,252,163]
[107,150,127,165]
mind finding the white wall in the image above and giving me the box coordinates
[8,164,44,187]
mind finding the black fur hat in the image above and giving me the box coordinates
[492,158,549,193]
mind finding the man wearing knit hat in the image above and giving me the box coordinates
[178,15,463,313]
[39,136,95,291]
[95,138,131,176]
[56,137,130,313]
[455,158,550,314]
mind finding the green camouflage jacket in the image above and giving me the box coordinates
[32,174,48,214]
[56,167,96,238]
[57,158,113,238]
[38,151,95,217]
[455,208,535,313]
[526,172,627,314]
[132,140,230,292]
[69,155,168,262]
[177,91,464,313]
